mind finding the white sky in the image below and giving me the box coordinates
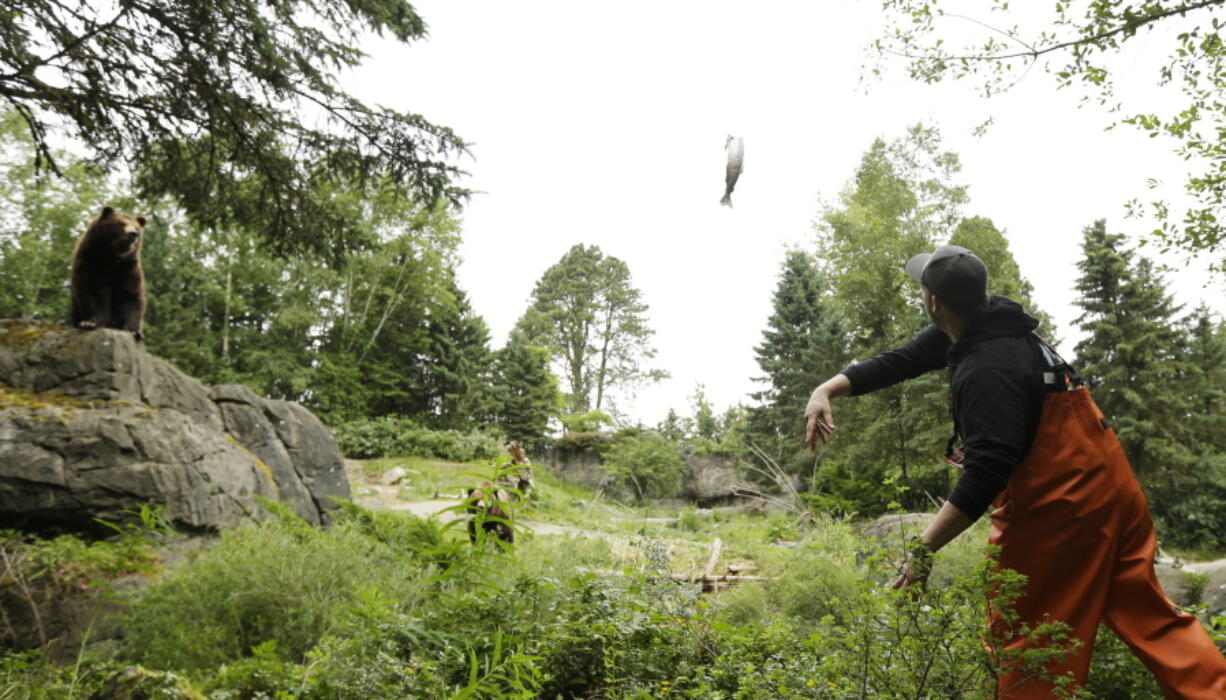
[347,1,1225,426]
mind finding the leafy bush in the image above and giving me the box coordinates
[121,505,439,670]
[0,505,169,652]
[559,410,614,433]
[332,414,503,461]
[602,432,688,500]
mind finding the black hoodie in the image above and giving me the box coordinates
[840,296,1046,520]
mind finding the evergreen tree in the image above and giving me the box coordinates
[493,331,561,445]
[1073,221,1193,480]
[427,284,495,430]
[691,385,720,441]
[656,409,690,442]
[1172,305,1226,550]
[1184,306,1226,453]
[3,0,468,260]
[0,112,112,322]
[1070,221,1224,548]
[747,249,848,475]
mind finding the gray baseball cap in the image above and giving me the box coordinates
[905,244,989,317]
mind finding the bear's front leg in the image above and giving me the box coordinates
[76,287,111,331]
[117,297,145,342]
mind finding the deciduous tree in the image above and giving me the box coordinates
[871,0,1226,268]
[517,244,665,414]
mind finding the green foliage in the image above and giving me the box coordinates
[0,111,112,323]
[602,432,689,500]
[492,330,562,444]
[871,0,1226,269]
[747,249,849,477]
[121,509,436,670]
[427,284,497,431]
[812,125,968,512]
[950,215,1057,340]
[1084,626,1164,699]
[3,0,467,261]
[0,114,521,431]
[0,506,169,650]
[517,244,667,414]
[1,496,1203,698]
[559,409,614,434]
[330,415,503,461]
[1070,220,1226,549]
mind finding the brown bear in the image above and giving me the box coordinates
[70,206,147,341]
[466,481,516,546]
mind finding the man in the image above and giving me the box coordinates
[804,244,1226,698]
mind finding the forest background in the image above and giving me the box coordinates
[3,1,1226,697]
[2,107,1224,553]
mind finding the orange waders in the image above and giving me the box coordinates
[988,387,1226,699]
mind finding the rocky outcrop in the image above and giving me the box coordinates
[542,444,635,502]
[543,438,755,504]
[0,321,349,532]
[681,454,756,505]
[861,513,935,546]
[1187,558,1226,615]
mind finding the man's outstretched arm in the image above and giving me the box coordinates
[805,325,949,449]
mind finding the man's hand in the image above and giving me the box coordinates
[804,374,850,450]
[805,388,835,449]
[892,537,933,590]
[891,553,932,590]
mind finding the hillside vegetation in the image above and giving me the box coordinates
[5,456,1215,699]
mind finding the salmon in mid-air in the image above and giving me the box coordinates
[721,135,744,207]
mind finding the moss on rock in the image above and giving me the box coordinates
[0,383,91,413]
[0,319,64,352]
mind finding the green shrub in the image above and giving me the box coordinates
[0,505,168,653]
[559,410,614,434]
[1084,625,1164,698]
[121,508,436,670]
[602,432,687,500]
[331,415,503,461]
[675,507,704,532]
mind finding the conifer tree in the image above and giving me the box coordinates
[1184,306,1226,453]
[428,285,495,430]
[748,249,848,475]
[492,331,561,444]
[1073,221,1192,480]
[1070,220,1222,548]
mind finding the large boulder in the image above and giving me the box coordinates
[1189,557,1226,616]
[1154,563,1202,608]
[681,454,755,505]
[0,321,349,531]
[861,513,935,547]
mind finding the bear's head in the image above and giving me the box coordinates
[89,206,147,259]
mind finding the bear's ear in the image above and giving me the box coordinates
[136,216,146,227]
[101,206,114,218]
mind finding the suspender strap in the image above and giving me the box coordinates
[1033,333,1083,389]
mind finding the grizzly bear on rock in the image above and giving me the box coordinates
[70,206,147,341]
